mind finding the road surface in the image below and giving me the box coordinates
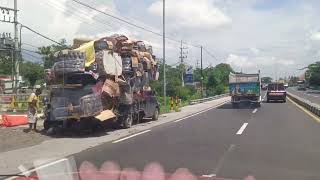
[70,91,320,180]
[287,87,320,105]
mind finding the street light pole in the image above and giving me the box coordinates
[200,46,203,98]
[14,0,19,91]
[163,0,166,112]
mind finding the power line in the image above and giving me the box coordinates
[69,0,195,46]
[203,47,219,62]
[21,24,66,46]
[42,0,114,33]
[71,0,163,36]
[22,50,42,61]
[21,43,39,49]
[21,48,40,54]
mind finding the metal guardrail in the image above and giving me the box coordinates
[189,93,229,105]
[287,92,320,117]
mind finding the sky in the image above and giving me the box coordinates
[1,0,320,79]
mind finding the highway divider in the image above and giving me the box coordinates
[189,93,229,105]
[287,92,320,117]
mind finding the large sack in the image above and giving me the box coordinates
[102,79,120,97]
[122,57,133,74]
[119,84,133,105]
[104,34,128,52]
[143,52,156,65]
[80,93,103,117]
[94,40,113,51]
[136,41,146,52]
[96,50,122,76]
[146,44,153,54]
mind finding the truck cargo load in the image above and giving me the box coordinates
[43,34,160,133]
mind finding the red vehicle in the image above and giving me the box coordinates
[267,83,286,103]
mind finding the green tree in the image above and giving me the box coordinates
[261,77,272,84]
[38,39,69,69]
[20,61,44,87]
[0,51,13,75]
[306,62,320,86]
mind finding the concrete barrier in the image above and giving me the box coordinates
[189,93,229,105]
[287,92,320,117]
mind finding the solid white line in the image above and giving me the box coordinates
[236,123,248,135]
[174,100,230,123]
[112,130,151,143]
[5,158,69,179]
[252,108,258,114]
[202,174,216,177]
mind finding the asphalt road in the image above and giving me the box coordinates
[72,91,320,180]
[287,87,320,105]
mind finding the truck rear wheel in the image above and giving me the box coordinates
[123,114,133,128]
[232,103,239,108]
[152,108,159,120]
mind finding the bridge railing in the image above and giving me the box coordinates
[189,94,229,105]
[287,92,320,117]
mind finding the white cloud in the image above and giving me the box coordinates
[147,0,231,29]
[250,47,260,55]
[311,31,320,41]
[226,54,295,70]
[226,54,254,68]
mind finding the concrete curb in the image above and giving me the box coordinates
[287,92,320,117]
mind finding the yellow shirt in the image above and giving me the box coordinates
[28,93,38,109]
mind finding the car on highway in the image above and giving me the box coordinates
[267,83,286,103]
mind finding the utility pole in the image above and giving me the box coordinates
[179,40,188,87]
[163,0,166,112]
[196,59,199,69]
[14,0,19,91]
[200,46,203,98]
[0,4,18,92]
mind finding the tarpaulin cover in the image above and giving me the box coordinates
[75,41,95,67]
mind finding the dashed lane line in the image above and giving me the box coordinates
[236,123,248,135]
[252,108,258,114]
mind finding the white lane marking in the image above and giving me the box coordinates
[202,174,216,177]
[213,144,236,175]
[252,108,258,114]
[236,123,248,135]
[6,158,69,180]
[112,130,151,143]
[174,100,230,123]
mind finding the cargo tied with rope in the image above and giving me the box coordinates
[43,34,160,134]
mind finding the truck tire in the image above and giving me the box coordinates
[232,103,239,108]
[152,108,159,120]
[123,114,133,128]
[43,120,51,130]
[283,98,286,103]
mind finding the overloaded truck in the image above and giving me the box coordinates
[43,35,160,133]
[229,72,261,108]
